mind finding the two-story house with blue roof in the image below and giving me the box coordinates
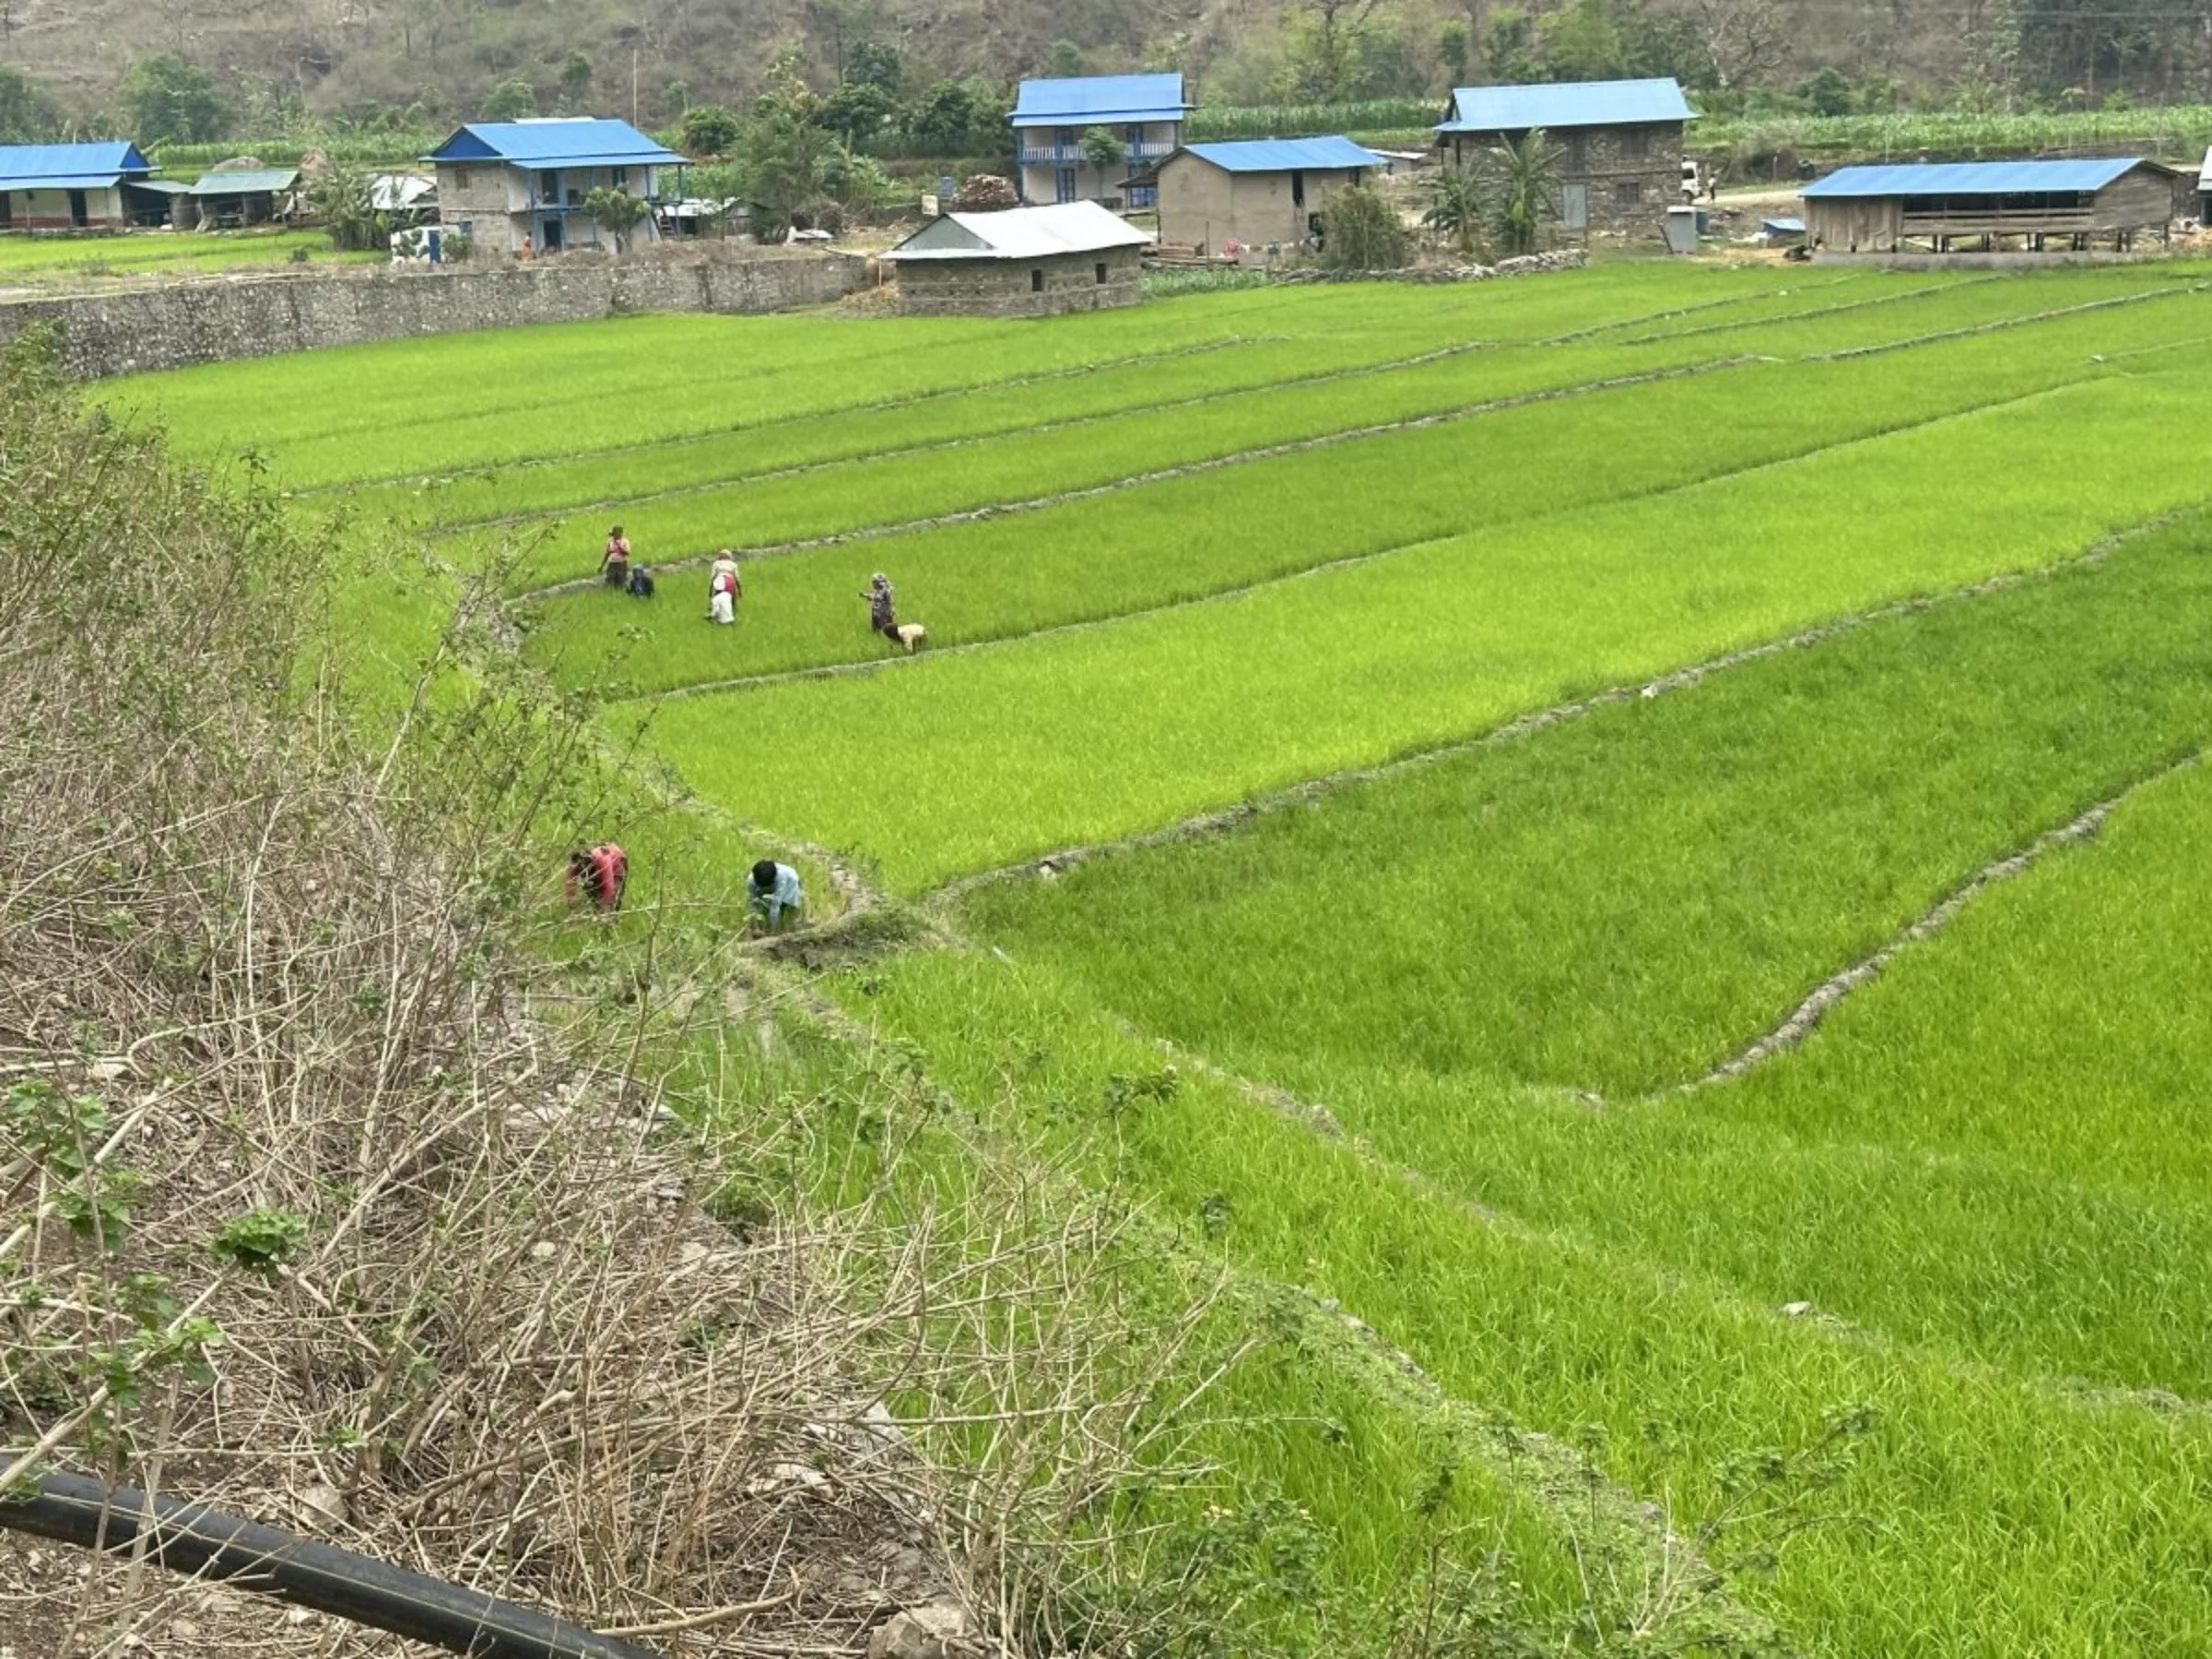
[0,142,171,231]
[426,118,683,258]
[1010,75,1190,208]
[1152,136,1385,261]
[1436,77,1691,233]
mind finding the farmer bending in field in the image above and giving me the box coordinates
[602,525,631,588]
[748,859,805,933]
[863,571,926,653]
[708,550,742,626]
[567,843,628,913]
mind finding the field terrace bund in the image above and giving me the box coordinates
[124,259,2212,1654]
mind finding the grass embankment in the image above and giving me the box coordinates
[962,513,2212,1396]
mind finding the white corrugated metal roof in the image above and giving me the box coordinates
[883,200,1153,262]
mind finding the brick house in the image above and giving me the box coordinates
[883,201,1152,316]
[1010,75,1190,208]
[425,119,682,259]
[1434,77,1693,235]
[1152,136,1385,262]
[0,142,172,231]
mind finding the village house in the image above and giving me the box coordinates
[883,200,1152,316]
[1434,77,1692,234]
[0,141,171,231]
[183,166,300,229]
[1802,158,2180,254]
[425,118,682,258]
[1010,74,1190,207]
[1150,136,1385,262]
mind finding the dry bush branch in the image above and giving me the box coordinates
[0,331,1241,1659]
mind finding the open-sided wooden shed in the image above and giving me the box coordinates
[1801,158,2179,254]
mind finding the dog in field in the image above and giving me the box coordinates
[895,623,927,653]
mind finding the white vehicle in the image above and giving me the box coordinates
[1680,159,1702,200]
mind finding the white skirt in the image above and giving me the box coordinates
[710,591,735,625]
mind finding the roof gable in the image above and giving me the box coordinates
[1802,158,2163,197]
[425,118,682,169]
[1439,77,1693,134]
[0,140,154,191]
[1178,136,1385,173]
[885,200,1155,261]
[1010,74,1188,127]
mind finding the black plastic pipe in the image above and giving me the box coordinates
[0,1472,662,1659]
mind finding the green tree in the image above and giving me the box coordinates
[900,79,990,155]
[1420,163,1487,254]
[558,51,594,112]
[1078,124,1125,194]
[1437,18,1472,87]
[1050,38,1087,77]
[822,78,896,147]
[1539,0,1628,80]
[1319,182,1409,269]
[680,103,743,155]
[1482,8,1544,83]
[583,184,653,251]
[0,65,56,143]
[306,162,385,251]
[1796,65,1853,113]
[1484,129,1559,255]
[738,52,837,234]
[847,41,901,91]
[115,53,229,145]
[663,79,692,115]
[1287,0,1384,100]
[484,76,538,121]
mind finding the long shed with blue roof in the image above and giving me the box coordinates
[425,118,682,258]
[1800,157,2179,254]
[1010,75,1190,208]
[1151,136,1385,261]
[0,142,170,231]
[1436,78,1691,234]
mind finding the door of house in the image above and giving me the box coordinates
[1054,167,1077,204]
[540,215,563,252]
[1560,182,1588,230]
[67,189,88,228]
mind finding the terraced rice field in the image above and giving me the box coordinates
[126,257,2212,1653]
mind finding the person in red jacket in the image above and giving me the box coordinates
[566,843,628,912]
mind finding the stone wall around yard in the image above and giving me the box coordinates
[0,249,869,379]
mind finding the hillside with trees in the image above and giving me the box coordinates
[1,0,2209,152]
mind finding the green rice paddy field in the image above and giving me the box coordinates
[124,258,2212,1653]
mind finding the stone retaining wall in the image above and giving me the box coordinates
[0,250,868,379]
[1268,248,1590,284]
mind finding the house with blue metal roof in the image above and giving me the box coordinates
[1009,75,1190,207]
[1436,78,1692,235]
[1150,136,1385,262]
[1800,157,2180,255]
[424,118,683,258]
[0,141,170,232]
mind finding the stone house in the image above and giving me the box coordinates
[424,118,682,258]
[0,141,171,231]
[883,201,1152,316]
[1803,158,2181,254]
[1010,75,1190,208]
[1434,77,1693,235]
[1151,136,1386,262]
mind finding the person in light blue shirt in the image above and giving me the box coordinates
[748,859,806,933]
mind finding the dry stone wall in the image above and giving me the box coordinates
[0,250,867,379]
